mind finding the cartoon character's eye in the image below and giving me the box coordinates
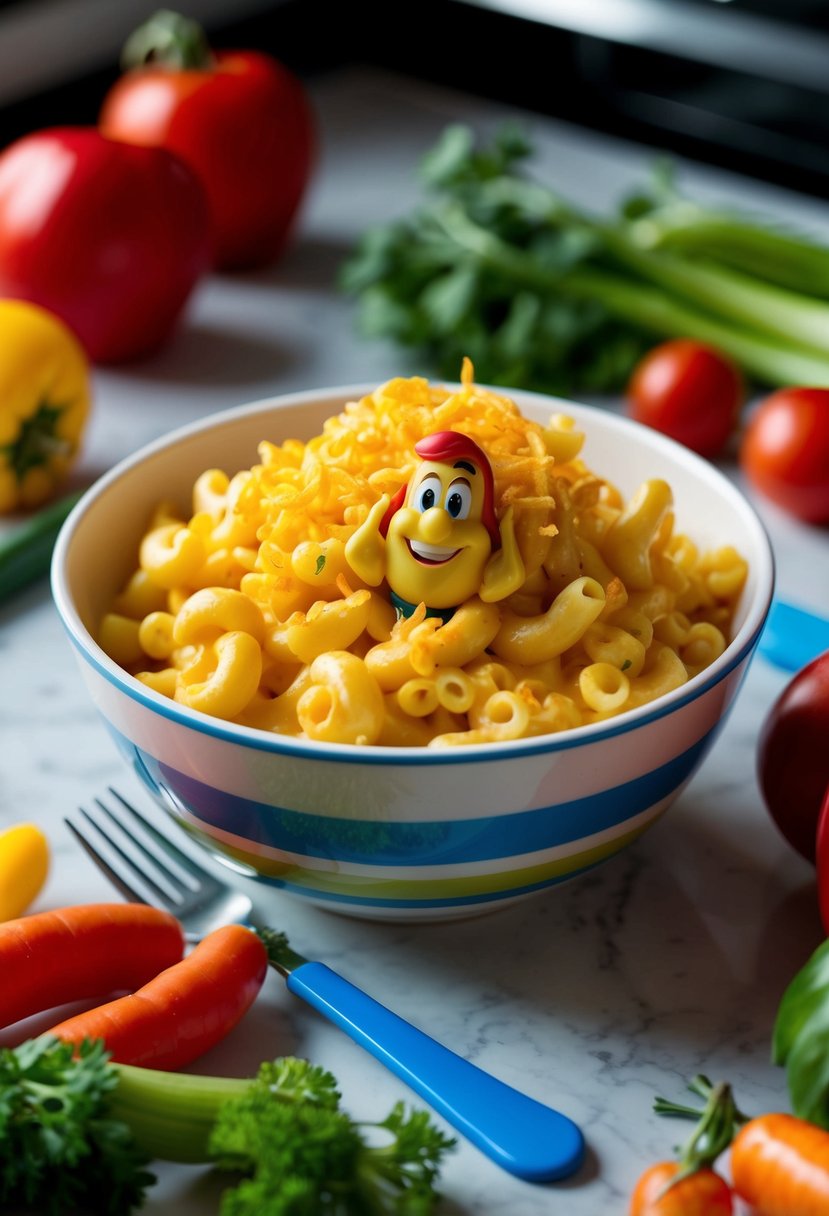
[446,481,472,520]
[413,474,442,513]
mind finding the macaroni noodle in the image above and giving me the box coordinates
[102,364,748,747]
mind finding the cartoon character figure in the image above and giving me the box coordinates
[345,431,524,620]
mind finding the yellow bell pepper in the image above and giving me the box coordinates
[0,299,91,513]
[0,822,50,920]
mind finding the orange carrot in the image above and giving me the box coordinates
[0,902,184,1028]
[47,923,268,1069]
[730,1113,829,1216]
[630,1161,733,1215]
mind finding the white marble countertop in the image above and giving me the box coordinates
[2,67,829,1215]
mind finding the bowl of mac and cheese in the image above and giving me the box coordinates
[52,372,773,921]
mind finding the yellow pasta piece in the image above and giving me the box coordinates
[579,663,631,714]
[410,598,500,675]
[396,678,440,718]
[583,620,646,678]
[99,613,144,667]
[138,611,176,660]
[173,587,266,646]
[140,522,206,590]
[285,590,371,664]
[492,577,605,665]
[176,631,262,720]
[297,652,385,746]
[135,668,178,698]
[112,570,168,620]
[602,479,673,591]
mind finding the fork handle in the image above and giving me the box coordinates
[285,961,584,1183]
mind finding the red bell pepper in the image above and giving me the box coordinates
[758,650,829,863]
[100,10,315,271]
[816,786,829,934]
[0,128,210,364]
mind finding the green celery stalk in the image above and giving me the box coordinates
[601,231,829,357]
[111,1064,249,1162]
[627,206,829,299]
[562,267,829,387]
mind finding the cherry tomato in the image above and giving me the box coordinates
[758,651,829,862]
[630,1161,733,1215]
[627,340,744,458]
[0,128,209,364]
[739,387,829,523]
[100,14,315,271]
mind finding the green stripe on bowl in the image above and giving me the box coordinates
[202,817,655,901]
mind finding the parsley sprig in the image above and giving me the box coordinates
[0,1036,153,1215]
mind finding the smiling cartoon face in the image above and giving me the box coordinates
[384,434,499,610]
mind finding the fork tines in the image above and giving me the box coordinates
[65,788,210,912]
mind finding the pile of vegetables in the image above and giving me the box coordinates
[0,1038,454,1216]
[0,8,314,367]
[631,1074,829,1215]
[0,8,315,526]
[0,900,454,1213]
[342,124,829,397]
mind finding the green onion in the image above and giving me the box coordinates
[0,490,82,606]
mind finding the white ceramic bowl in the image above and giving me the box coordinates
[51,386,774,921]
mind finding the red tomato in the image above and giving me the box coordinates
[739,388,829,524]
[817,788,829,934]
[630,1161,733,1215]
[758,651,829,862]
[100,34,315,271]
[0,128,209,364]
[627,340,744,458]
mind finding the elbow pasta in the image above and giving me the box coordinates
[102,364,749,747]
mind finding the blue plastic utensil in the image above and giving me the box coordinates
[283,956,586,1183]
[758,599,829,672]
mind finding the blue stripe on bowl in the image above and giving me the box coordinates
[110,724,716,866]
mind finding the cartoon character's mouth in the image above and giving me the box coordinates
[406,538,461,565]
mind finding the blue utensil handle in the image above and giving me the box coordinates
[759,599,829,672]
[286,960,585,1183]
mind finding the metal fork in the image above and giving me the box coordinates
[65,789,585,1185]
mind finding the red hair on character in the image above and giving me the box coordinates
[379,431,500,546]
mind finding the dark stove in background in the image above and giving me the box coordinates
[1,0,827,199]
[376,0,829,199]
